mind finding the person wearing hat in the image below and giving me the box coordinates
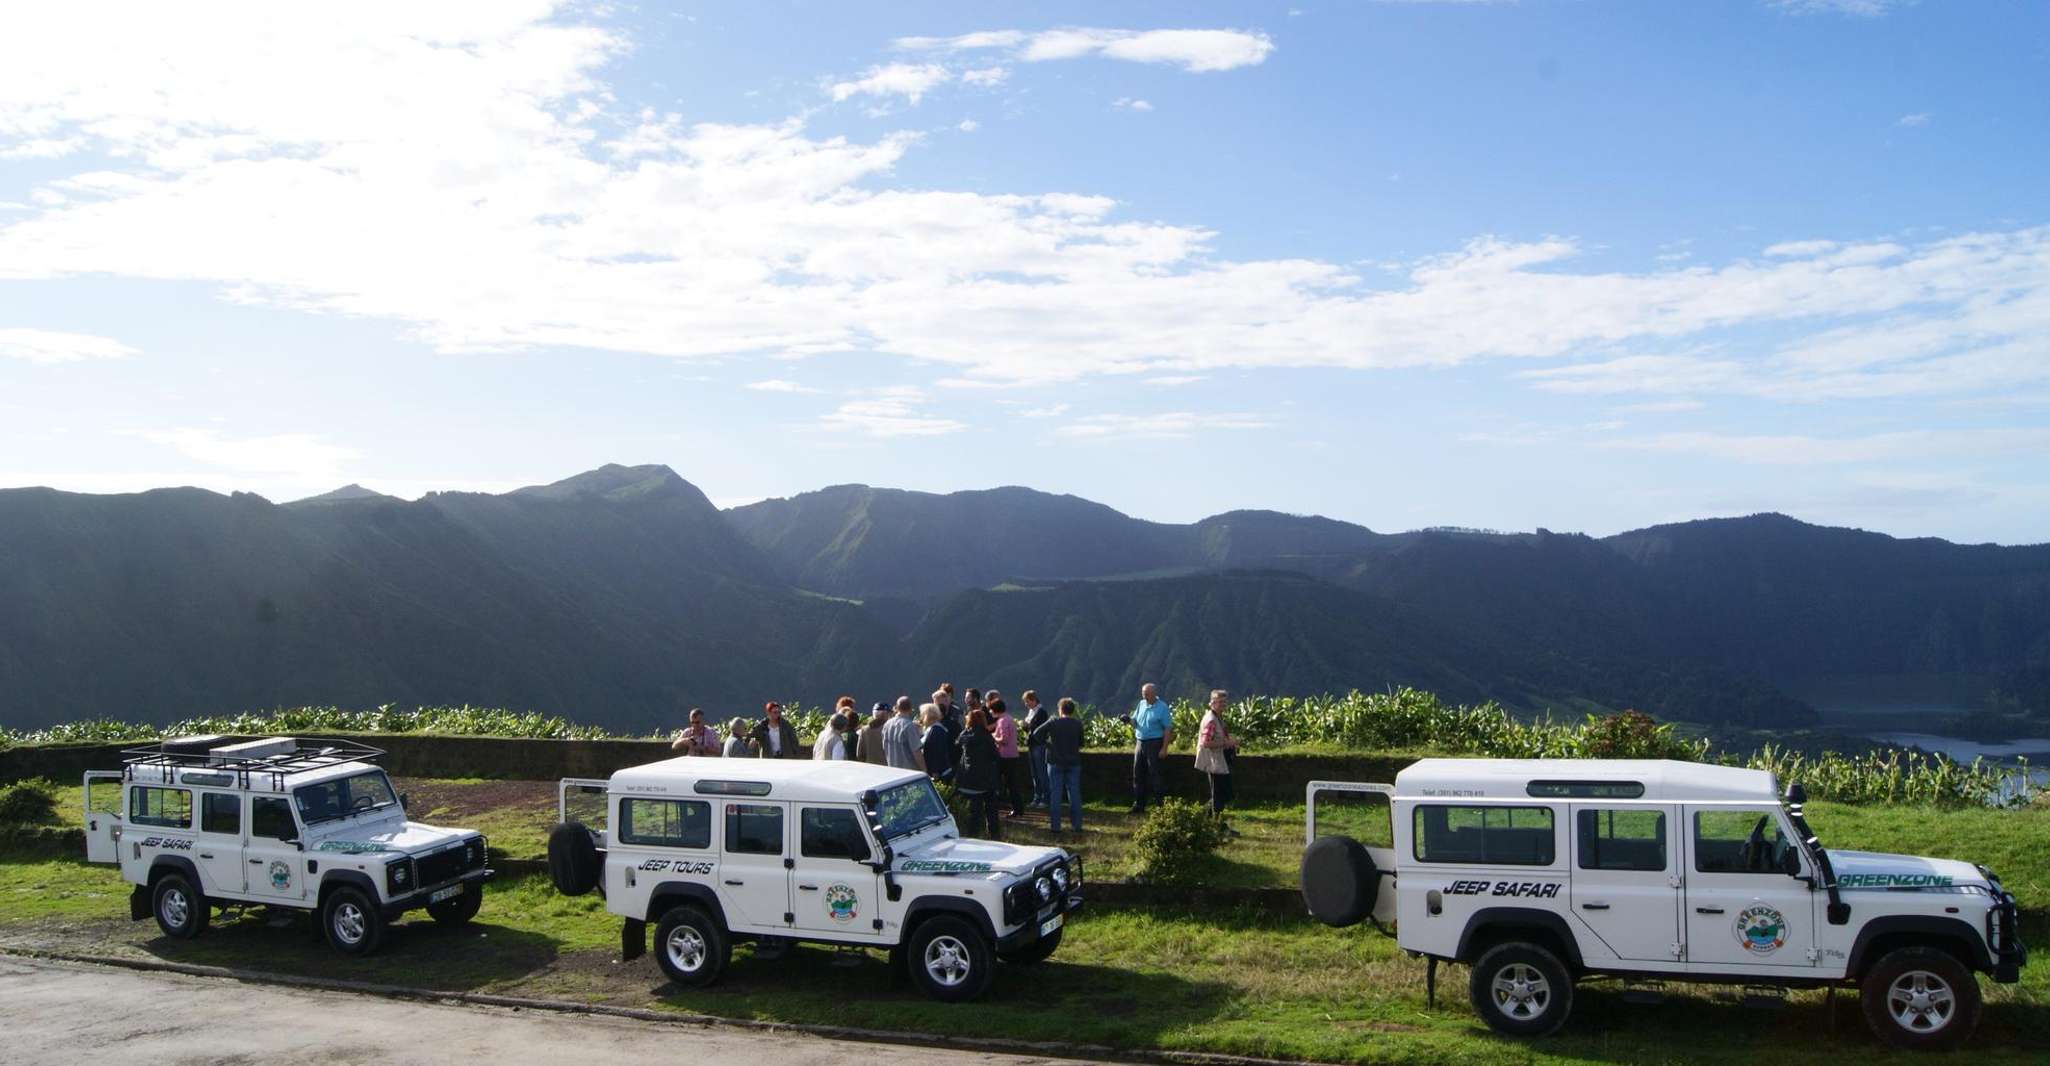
[752,700,803,759]
[722,717,758,758]
[856,701,890,764]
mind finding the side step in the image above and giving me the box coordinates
[1621,981,1667,1005]
[1741,985,1789,1010]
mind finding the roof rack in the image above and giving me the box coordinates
[120,736,387,792]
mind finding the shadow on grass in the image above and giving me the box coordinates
[139,910,566,991]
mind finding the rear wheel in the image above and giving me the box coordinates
[1861,947,1981,1051]
[151,873,208,940]
[1469,942,1573,1037]
[427,882,483,926]
[322,886,385,956]
[906,915,994,1001]
[653,905,729,987]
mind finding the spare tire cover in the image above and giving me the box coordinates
[548,821,600,897]
[1300,835,1378,927]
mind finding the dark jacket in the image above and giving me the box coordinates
[921,724,955,781]
[751,717,803,759]
[954,728,1000,792]
[1031,715,1085,768]
[1021,704,1050,747]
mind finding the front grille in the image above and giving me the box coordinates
[415,838,482,887]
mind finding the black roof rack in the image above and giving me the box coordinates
[121,737,386,791]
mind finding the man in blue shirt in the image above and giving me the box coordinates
[1128,682,1175,813]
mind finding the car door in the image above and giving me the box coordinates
[1683,805,1817,972]
[1568,804,1681,965]
[716,802,791,931]
[244,795,309,902]
[82,771,123,864]
[192,791,248,896]
[789,805,884,941]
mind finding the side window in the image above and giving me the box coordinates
[801,807,871,860]
[1413,805,1556,865]
[251,797,297,841]
[1576,808,1665,871]
[200,793,242,836]
[1694,809,1793,874]
[620,799,711,848]
[724,803,784,856]
[130,787,192,828]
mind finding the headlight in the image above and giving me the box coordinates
[1051,866,1070,892]
[1034,875,1054,903]
[386,857,414,894]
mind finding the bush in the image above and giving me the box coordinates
[1129,799,1229,886]
[0,781,59,826]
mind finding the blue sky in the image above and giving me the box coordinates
[1,0,2046,543]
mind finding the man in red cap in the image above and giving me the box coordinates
[751,700,803,759]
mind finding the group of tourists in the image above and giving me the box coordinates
[669,682,1242,838]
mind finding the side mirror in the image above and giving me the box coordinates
[1784,781,1807,806]
[400,792,410,812]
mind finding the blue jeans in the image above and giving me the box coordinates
[1028,745,1050,805]
[1048,763,1082,831]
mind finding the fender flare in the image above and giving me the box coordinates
[903,895,997,943]
[646,881,730,931]
[316,869,381,909]
[1454,906,1586,968]
[145,856,204,914]
[1847,915,1992,975]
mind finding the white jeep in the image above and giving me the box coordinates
[83,736,491,955]
[547,757,1082,1001]
[1299,758,2026,1050]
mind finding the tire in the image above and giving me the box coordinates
[653,905,729,987]
[322,886,385,956]
[151,872,208,940]
[1860,946,1982,1051]
[1469,942,1574,1037]
[548,822,601,897]
[906,914,995,1002]
[427,882,483,926]
[1300,835,1378,927]
[998,926,1063,965]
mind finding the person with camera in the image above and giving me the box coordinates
[1195,688,1241,830]
[1128,682,1174,814]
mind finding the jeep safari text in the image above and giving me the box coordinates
[83,736,491,955]
[547,757,1082,1000]
[1299,758,2025,1050]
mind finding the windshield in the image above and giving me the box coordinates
[294,771,399,826]
[876,779,950,840]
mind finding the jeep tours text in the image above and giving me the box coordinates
[82,737,491,955]
[1298,758,2026,1050]
[547,758,1082,1000]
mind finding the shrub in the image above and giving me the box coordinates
[1129,799,1229,886]
[0,781,59,826]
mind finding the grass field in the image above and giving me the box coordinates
[5,785,2048,1062]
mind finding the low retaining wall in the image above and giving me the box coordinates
[1,736,1413,806]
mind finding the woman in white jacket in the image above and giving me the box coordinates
[1195,689,1240,824]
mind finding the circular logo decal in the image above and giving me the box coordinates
[1734,904,1786,956]
[268,861,292,890]
[824,883,859,923]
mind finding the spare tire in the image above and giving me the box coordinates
[1300,835,1379,927]
[548,822,600,897]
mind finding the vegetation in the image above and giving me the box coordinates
[1127,799,1230,886]
[0,782,58,826]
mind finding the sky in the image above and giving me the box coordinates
[1,0,2046,544]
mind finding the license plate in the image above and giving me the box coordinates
[429,884,464,903]
[1039,913,1063,937]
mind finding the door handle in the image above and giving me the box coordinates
[249,859,264,865]
[1580,902,1610,911]
[1696,906,1725,915]
[798,884,819,891]
[199,853,215,860]
[723,879,745,886]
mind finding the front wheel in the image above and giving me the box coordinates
[906,915,994,1001]
[653,905,729,987]
[427,883,483,926]
[1861,947,1982,1051]
[323,886,385,956]
[1469,942,1574,1037]
[998,926,1062,965]
[152,873,208,940]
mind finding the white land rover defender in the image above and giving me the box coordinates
[547,757,1082,1001]
[1299,759,2026,1050]
[83,737,491,955]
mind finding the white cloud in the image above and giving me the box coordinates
[957,119,980,133]
[1611,427,2050,466]
[745,378,821,394]
[895,27,1275,73]
[959,66,1009,87]
[1768,0,1905,15]
[145,428,360,478]
[818,386,965,437]
[1113,97,1155,112]
[1057,411,1268,439]
[1897,112,1930,128]
[1143,374,1205,386]
[1763,239,1837,257]
[828,63,951,104]
[0,327,137,364]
